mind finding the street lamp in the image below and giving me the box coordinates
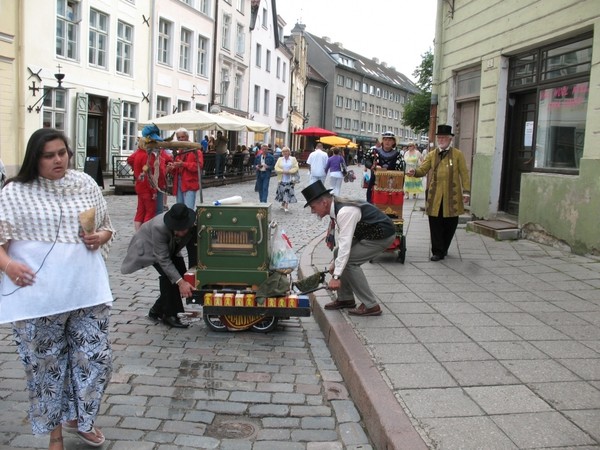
[27,65,67,114]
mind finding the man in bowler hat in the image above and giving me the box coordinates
[121,203,197,328]
[407,125,470,261]
[301,181,395,316]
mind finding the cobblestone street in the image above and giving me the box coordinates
[0,170,374,449]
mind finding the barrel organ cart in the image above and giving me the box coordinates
[186,203,312,332]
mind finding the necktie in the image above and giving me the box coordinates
[326,218,336,251]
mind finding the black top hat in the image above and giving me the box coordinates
[436,124,454,136]
[301,180,333,208]
[164,203,196,230]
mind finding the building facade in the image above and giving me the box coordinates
[302,32,420,148]
[434,0,599,254]
[247,0,291,148]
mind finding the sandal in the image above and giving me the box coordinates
[76,427,105,447]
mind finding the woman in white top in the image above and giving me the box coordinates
[274,146,300,212]
[0,128,114,449]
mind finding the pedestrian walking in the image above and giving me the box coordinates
[274,146,299,212]
[254,143,275,203]
[325,147,345,196]
[407,125,470,261]
[307,143,329,185]
[0,128,114,448]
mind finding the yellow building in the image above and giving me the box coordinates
[433,0,600,254]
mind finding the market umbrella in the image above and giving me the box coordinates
[216,111,271,133]
[293,126,337,137]
[138,109,246,132]
[319,135,358,148]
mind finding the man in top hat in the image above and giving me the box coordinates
[407,125,470,261]
[121,203,198,328]
[301,181,396,316]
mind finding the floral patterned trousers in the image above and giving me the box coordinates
[13,304,112,435]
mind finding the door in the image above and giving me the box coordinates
[86,95,108,171]
[500,92,536,215]
[456,100,478,175]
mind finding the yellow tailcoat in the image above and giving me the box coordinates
[414,147,470,217]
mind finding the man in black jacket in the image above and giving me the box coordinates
[121,203,197,328]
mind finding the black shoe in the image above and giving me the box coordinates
[148,307,161,320]
[430,254,444,261]
[163,316,189,328]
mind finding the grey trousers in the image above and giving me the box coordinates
[336,234,395,308]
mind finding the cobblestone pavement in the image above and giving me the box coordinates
[0,170,374,449]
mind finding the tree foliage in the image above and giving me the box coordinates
[402,49,433,134]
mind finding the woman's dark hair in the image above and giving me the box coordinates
[8,128,71,184]
[332,147,340,155]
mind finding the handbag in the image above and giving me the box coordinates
[340,158,348,176]
[291,172,301,185]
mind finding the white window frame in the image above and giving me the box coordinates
[56,0,79,60]
[197,35,208,76]
[236,22,245,56]
[116,20,133,76]
[263,89,270,115]
[221,13,231,50]
[254,85,260,113]
[121,101,138,152]
[156,96,170,117]
[42,88,67,131]
[256,43,262,67]
[179,27,193,72]
[158,19,172,65]
[89,8,109,69]
[265,49,271,72]
[234,74,242,109]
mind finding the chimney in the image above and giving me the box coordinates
[323,36,331,43]
[372,57,379,64]
[335,42,343,49]
[382,62,388,68]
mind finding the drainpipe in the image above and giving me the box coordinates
[429,0,444,148]
[148,0,157,119]
[210,1,220,109]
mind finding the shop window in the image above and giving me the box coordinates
[535,81,587,170]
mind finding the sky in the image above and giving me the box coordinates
[275,0,437,82]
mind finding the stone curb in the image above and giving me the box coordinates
[299,234,428,450]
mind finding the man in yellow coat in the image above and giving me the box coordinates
[408,125,470,261]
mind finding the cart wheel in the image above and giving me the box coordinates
[397,235,407,263]
[251,316,278,333]
[203,314,228,332]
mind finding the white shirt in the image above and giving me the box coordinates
[307,149,328,177]
[1,241,112,323]
[330,200,361,278]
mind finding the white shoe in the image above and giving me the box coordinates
[284,208,289,212]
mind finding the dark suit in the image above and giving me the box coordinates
[121,212,197,318]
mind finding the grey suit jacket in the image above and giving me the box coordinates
[121,212,195,284]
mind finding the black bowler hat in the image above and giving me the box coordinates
[164,203,196,230]
[301,180,333,208]
[436,124,454,136]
